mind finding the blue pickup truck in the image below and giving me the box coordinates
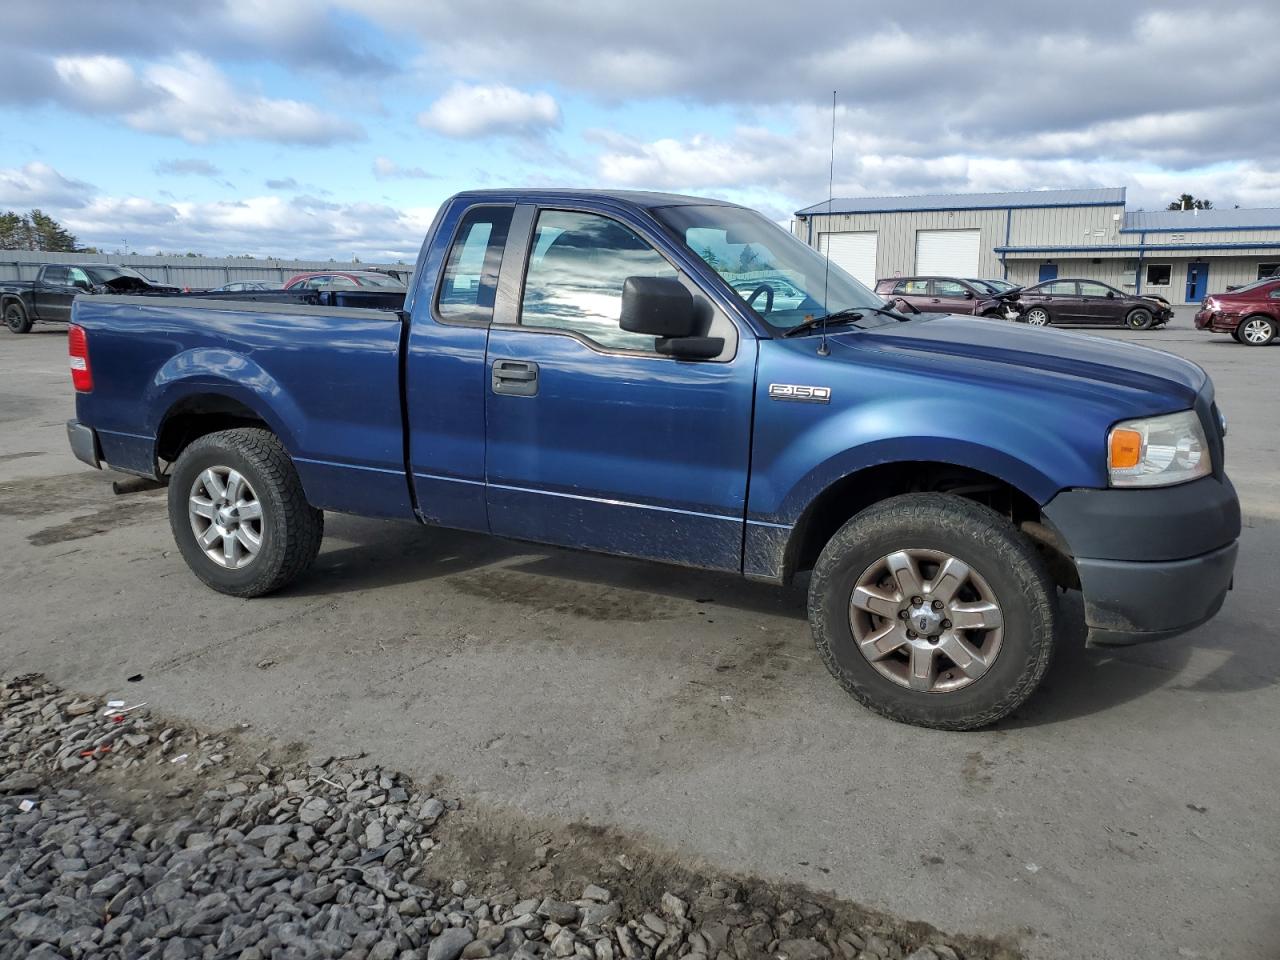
[65,189,1240,729]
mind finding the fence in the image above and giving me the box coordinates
[0,250,413,289]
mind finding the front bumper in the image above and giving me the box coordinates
[1043,474,1240,644]
[66,419,102,469]
[1075,541,1237,645]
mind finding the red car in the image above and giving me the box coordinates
[282,270,406,291]
[1195,277,1280,346]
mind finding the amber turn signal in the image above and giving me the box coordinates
[1109,427,1142,469]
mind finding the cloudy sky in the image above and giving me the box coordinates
[2,0,1277,261]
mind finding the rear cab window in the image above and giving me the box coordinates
[435,206,514,324]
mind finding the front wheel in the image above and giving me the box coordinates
[4,302,32,334]
[167,427,323,597]
[808,494,1057,730]
[1126,308,1153,330]
[1239,315,1276,346]
[1023,307,1050,326]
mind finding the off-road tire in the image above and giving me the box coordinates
[808,493,1057,730]
[1126,308,1153,330]
[167,427,323,597]
[4,301,32,334]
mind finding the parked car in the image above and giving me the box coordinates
[282,270,406,291]
[212,281,278,292]
[1195,277,1280,345]
[1012,279,1173,329]
[1,264,178,334]
[732,277,808,311]
[65,188,1238,731]
[872,276,1013,318]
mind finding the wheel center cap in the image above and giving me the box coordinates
[907,602,943,636]
[217,506,235,525]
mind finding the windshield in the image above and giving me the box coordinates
[85,265,152,284]
[1226,276,1278,294]
[653,204,888,333]
[354,273,406,289]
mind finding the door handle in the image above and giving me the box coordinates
[492,359,539,397]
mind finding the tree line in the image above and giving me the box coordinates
[0,209,84,252]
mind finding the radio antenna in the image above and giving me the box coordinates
[818,89,836,357]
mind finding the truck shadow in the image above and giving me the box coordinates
[284,513,804,620]
[287,514,1273,728]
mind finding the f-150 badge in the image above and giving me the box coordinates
[769,384,831,403]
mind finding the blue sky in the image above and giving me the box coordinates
[2,1,1277,261]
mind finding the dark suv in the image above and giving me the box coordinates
[1012,279,1173,329]
[873,276,1011,318]
[1195,277,1280,345]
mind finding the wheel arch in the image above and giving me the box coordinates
[154,392,282,469]
[751,457,1077,590]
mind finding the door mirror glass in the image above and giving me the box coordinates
[620,276,698,338]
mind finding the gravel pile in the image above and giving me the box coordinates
[1,674,1008,960]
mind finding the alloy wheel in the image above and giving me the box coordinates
[1025,309,1049,326]
[848,548,1004,694]
[1241,318,1274,345]
[188,466,264,569]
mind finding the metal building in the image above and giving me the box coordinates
[794,187,1280,303]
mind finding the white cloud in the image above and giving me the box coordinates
[418,83,560,139]
[52,55,152,111]
[155,158,222,177]
[60,192,436,261]
[119,54,362,145]
[0,162,96,209]
[373,156,435,180]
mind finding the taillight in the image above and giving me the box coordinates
[68,324,93,392]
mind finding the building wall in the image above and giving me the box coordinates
[0,250,411,288]
[797,209,1009,279]
[1124,226,1280,246]
[1008,204,1126,246]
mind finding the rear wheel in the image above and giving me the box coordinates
[1239,315,1276,346]
[4,302,32,334]
[167,427,323,597]
[1023,307,1050,326]
[1126,308,1153,330]
[808,494,1057,730]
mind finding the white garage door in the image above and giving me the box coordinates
[818,231,878,288]
[915,229,981,277]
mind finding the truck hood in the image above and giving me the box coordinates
[843,314,1206,409]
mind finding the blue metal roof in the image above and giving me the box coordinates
[1123,208,1280,232]
[796,187,1126,217]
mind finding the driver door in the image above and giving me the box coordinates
[1077,281,1120,324]
[35,266,76,322]
[484,206,756,571]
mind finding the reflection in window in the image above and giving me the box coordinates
[521,210,676,351]
[437,207,512,323]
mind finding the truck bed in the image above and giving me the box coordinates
[70,293,414,519]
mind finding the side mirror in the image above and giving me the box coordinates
[1106,290,1115,298]
[963,289,974,299]
[620,276,699,338]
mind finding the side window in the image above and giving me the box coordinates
[302,276,331,289]
[1040,280,1077,296]
[520,210,678,352]
[43,266,68,285]
[933,280,968,297]
[436,206,513,323]
[894,279,928,295]
[1078,282,1110,298]
[67,267,92,289]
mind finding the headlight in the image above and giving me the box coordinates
[1108,410,1211,487]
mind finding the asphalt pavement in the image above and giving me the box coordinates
[0,315,1275,960]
